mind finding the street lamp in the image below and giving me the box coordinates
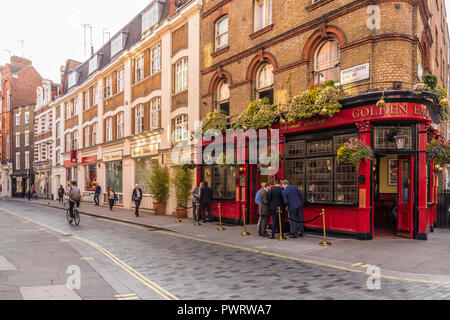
[393,130,408,150]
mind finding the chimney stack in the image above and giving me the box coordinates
[169,0,176,18]
[10,56,32,68]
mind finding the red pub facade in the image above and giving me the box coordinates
[198,91,444,240]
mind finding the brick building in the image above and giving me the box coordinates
[0,56,42,197]
[11,104,35,198]
[198,0,449,240]
[34,79,60,199]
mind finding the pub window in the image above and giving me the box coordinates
[314,39,340,84]
[217,80,230,115]
[374,126,413,150]
[285,132,359,205]
[203,165,236,200]
[256,63,274,104]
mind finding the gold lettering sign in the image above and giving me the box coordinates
[131,144,159,158]
[103,151,123,162]
[352,104,428,120]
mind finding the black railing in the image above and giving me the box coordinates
[437,191,450,228]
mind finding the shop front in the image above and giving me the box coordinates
[11,174,33,198]
[198,91,443,240]
[82,155,98,202]
[103,150,123,205]
[34,162,52,199]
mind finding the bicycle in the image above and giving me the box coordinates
[66,202,81,226]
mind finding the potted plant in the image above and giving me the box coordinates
[337,137,373,169]
[147,160,170,215]
[171,166,193,219]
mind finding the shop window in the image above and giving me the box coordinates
[135,158,155,195]
[285,132,359,205]
[314,39,340,84]
[215,16,229,51]
[85,164,97,192]
[202,165,236,200]
[374,127,413,150]
[217,80,230,115]
[106,161,123,194]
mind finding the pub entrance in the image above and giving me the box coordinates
[373,155,414,239]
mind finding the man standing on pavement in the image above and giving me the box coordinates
[58,185,65,203]
[199,181,213,223]
[269,180,285,239]
[192,184,201,222]
[255,183,266,236]
[282,180,305,239]
[259,183,271,238]
[94,184,102,207]
[132,184,143,217]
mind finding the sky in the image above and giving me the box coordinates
[0,0,151,82]
[0,1,449,83]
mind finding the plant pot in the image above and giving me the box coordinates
[176,207,187,219]
[153,202,166,215]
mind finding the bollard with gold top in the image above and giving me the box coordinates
[320,208,332,247]
[194,203,201,226]
[217,203,225,231]
[241,204,250,236]
[277,207,286,241]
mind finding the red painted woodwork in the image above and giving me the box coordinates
[397,156,414,238]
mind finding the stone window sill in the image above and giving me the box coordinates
[211,46,230,58]
[306,0,334,12]
[250,24,274,40]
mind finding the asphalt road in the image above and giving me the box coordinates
[0,200,449,300]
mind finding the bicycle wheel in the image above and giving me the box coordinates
[66,209,72,224]
[73,210,80,226]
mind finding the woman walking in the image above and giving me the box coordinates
[108,187,116,211]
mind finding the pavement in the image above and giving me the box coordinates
[0,199,449,300]
[3,197,450,281]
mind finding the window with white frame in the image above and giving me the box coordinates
[93,84,99,105]
[73,130,79,150]
[15,133,20,148]
[25,112,29,124]
[257,63,274,90]
[150,97,161,130]
[84,126,90,148]
[68,72,77,88]
[25,131,29,147]
[66,134,71,152]
[6,89,10,111]
[104,75,113,99]
[174,58,188,93]
[84,89,90,110]
[314,39,341,84]
[142,5,159,32]
[15,152,20,170]
[106,117,113,142]
[25,151,30,170]
[92,123,98,146]
[111,33,124,57]
[217,80,230,115]
[215,16,229,50]
[135,55,145,83]
[174,114,188,142]
[56,122,61,139]
[75,96,81,116]
[254,0,272,32]
[15,113,20,126]
[89,56,98,74]
[117,112,124,139]
[151,45,161,76]
[135,105,145,134]
[56,150,61,166]
[117,68,125,93]
[6,134,10,160]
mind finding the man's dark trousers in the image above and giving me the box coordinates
[272,210,284,237]
[135,200,141,217]
[94,193,100,206]
[200,205,212,222]
[289,207,305,236]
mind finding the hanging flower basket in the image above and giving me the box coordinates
[337,138,373,169]
[427,138,450,167]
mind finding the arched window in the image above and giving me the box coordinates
[256,63,274,103]
[314,40,340,84]
[215,16,229,51]
[217,80,230,115]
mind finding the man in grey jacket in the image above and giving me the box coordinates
[258,184,271,238]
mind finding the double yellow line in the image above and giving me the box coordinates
[0,208,179,300]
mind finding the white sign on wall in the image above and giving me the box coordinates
[341,63,370,85]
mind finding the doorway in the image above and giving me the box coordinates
[373,155,414,238]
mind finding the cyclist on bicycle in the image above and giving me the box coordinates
[68,181,82,223]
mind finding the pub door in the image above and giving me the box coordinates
[397,156,414,238]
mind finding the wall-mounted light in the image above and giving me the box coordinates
[393,130,407,150]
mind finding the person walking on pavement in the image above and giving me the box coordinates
[282,180,305,239]
[132,184,143,217]
[199,181,213,223]
[94,184,101,207]
[58,185,65,203]
[68,181,82,223]
[258,184,271,238]
[108,187,116,212]
[269,180,286,239]
[255,183,266,236]
[192,184,201,222]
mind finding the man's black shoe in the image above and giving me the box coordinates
[289,235,298,239]
[262,233,270,238]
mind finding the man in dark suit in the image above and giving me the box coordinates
[199,181,213,223]
[282,180,305,238]
[94,184,102,206]
[192,185,201,222]
[132,184,143,217]
[259,184,271,238]
[269,180,285,239]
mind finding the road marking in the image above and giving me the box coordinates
[0,208,179,300]
[81,257,95,261]
[361,264,370,268]
[352,263,363,267]
[153,230,450,285]
[115,293,137,298]
[117,294,140,300]
[197,235,206,238]
[255,246,267,249]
